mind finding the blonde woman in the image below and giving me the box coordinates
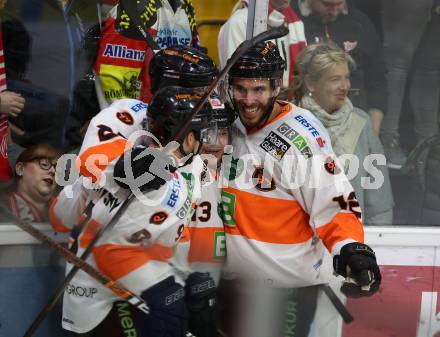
[294,43,394,225]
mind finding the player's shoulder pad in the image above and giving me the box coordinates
[275,105,332,158]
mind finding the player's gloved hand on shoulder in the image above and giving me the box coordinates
[333,242,381,298]
[114,145,176,192]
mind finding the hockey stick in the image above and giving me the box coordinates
[23,193,136,337]
[174,25,289,143]
[321,284,354,323]
[23,25,288,336]
[2,205,151,315]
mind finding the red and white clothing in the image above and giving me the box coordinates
[217,1,306,88]
[94,0,200,107]
[221,102,364,287]
[0,27,12,182]
[4,191,47,222]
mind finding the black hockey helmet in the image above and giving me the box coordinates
[149,45,219,94]
[207,93,235,129]
[228,41,285,81]
[145,86,217,146]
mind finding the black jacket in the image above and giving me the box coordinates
[293,2,387,112]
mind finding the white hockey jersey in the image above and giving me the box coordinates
[171,158,225,285]
[221,101,364,288]
[50,98,201,333]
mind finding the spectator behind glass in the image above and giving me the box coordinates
[380,0,440,169]
[218,0,307,99]
[3,144,59,222]
[294,43,394,225]
[94,0,200,108]
[0,0,25,182]
[292,0,386,135]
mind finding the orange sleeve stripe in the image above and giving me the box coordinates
[93,243,174,280]
[317,213,364,252]
[223,188,314,244]
[79,220,103,248]
[49,196,71,233]
[187,227,224,264]
[78,139,129,182]
[179,227,191,243]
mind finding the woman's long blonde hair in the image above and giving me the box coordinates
[293,43,356,100]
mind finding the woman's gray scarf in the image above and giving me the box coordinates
[300,95,361,157]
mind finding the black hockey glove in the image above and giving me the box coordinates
[185,272,218,337]
[114,146,176,192]
[333,242,381,298]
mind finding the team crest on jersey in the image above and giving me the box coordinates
[150,211,168,225]
[259,131,291,160]
[324,157,341,175]
[253,166,276,192]
[116,111,134,125]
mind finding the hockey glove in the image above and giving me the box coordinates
[333,242,381,298]
[185,272,218,337]
[114,146,176,192]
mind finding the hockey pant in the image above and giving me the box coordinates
[64,276,188,337]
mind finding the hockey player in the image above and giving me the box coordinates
[169,95,233,337]
[50,46,223,336]
[220,41,382,337]
[93,0,200,106]
[50,87,219,336]
[149,45,218,96]
[52,44,219,230]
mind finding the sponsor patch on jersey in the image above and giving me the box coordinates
[276,122,313,158]
[150,211,168,225]
[176,196,192,219]
[163,178,182,208]
[130,102,148,113]
[116,111,134,125]
[221,191,237,227]
[102,43,145,61]
[259,131,291,160]
[66,284,98,298]
[324,157,341,175]
[294,115,326,148]
[252,166,276,192]
[214,232,226,259]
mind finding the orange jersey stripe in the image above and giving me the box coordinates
[78,139,129,182]
[223,188,314,244]
[94,243,174,280]
[179,227,191,243]
[317,213,364,252]
[187,227,224,264]
[79,220,103,248]
[49,196,71,233]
